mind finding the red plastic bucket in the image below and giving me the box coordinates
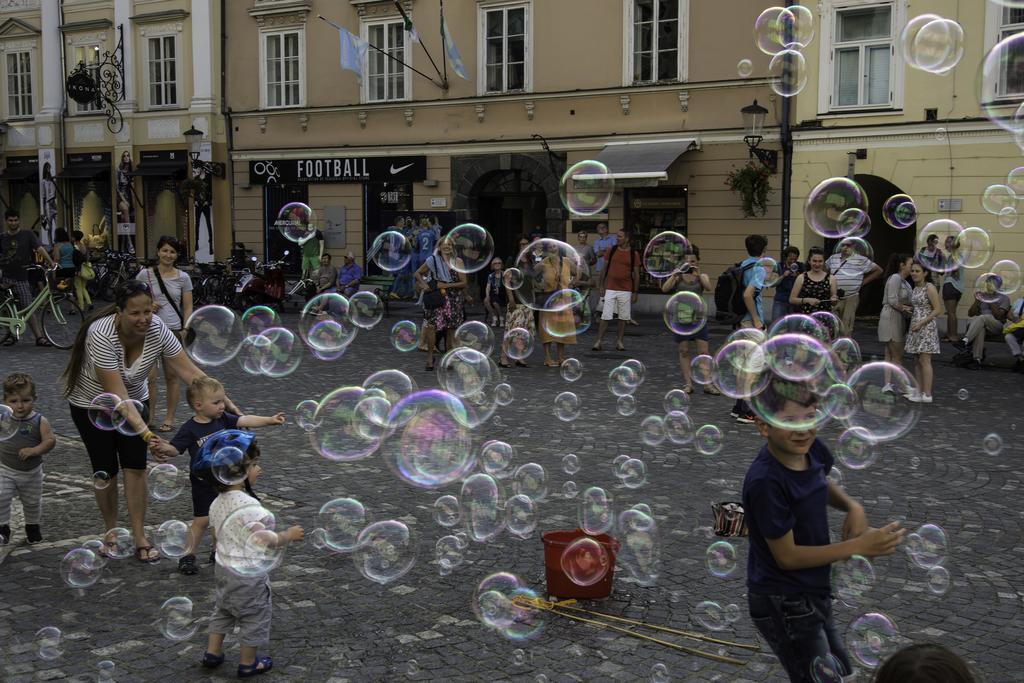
[541,529,618,599]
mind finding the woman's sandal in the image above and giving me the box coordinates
[35,337,53,347]
[238,656,273,678]
[135,545,160,563]
[158,422,174,433]
[515,360,528,367]
[498,361,512,368]
[201,652,225,669]
[681,385,693,394]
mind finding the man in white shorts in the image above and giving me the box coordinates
[592,229,640,352]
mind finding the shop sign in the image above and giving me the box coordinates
[430,198,448,208]
[66,70,99,105]
[630,196,687,210]
[248,156,427,185]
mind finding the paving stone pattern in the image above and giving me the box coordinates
[0,304,1022,682]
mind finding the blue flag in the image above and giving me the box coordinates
[440,9,469,80]
[338,27,367,81]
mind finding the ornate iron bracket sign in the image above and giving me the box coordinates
[65,24,127,134]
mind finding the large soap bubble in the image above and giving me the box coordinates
[275,201,317,244]
[352,520,417,584]
[383,390,475,488]
[311,386,384,462]
[559,160,614,216]
[844,362,920,443]
[512,239,589,312]
[442,223,495,274]
[186,305,245,366]
[805,178,869,239]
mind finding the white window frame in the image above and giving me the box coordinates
[361,16,411,103]
[259,28,305,109]
[4,49,33,119]
[622,0,689,86]
[72,43,103,114]
[477,0,532,96]
[817,0,904,116]
[146,33,179,110]
[982,5,1024,105]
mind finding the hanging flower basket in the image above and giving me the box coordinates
[725,162,773,218]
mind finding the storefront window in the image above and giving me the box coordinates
[624,186,688,291]
[364,182,412,277]
[144,178,186,258]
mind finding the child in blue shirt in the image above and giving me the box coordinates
[152,376,283,575]
[743,379,904,682]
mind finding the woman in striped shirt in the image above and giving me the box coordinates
[61,280,239,563]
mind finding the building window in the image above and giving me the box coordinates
[5,51,32,118]
[73,44,102,113]
[996,8,1024,98]
[147,36,177,108]
[631,0,684,83]
[482,4,528,93]
[365,19,408,102]
[830,4,894,109]
[262,30,303,108]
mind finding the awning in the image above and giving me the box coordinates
[133,162,187,178]
[0,165,38,181]
[57,165,109,180]
[590,138,700,182]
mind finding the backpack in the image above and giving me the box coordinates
[714,261,756,325]
[72,246,85,268]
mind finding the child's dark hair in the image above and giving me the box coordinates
[745,234,768,257]
[874,643,976,683]
[3,372,36,399]
[754,378,819,418]
[203,441,261,494]
[55,228,70,243]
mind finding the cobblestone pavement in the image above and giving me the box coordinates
[1,303,1022,682]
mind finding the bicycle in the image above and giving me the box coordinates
[0,265,85,349]
[90,250,140,302]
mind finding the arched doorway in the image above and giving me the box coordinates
[825,174,916,317]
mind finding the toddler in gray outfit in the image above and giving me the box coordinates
[0,373,56,545]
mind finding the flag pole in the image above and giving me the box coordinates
[317,15,445,89]
[392,1,446,84]
[439,0,449,90]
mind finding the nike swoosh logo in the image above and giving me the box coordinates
[390,163,414,174]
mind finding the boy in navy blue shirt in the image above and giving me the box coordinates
[153,377,283,575]
[743,380,904,682]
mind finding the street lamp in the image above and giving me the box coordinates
[741,100,778,173]
[183,124,224,177]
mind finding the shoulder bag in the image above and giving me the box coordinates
[423,256,445,310]
[152,267,196,346]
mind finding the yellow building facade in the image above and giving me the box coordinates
[0,0,229,262]
[790,0,1022,327]
[225,0,801,304]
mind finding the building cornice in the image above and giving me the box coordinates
[792,120,1013,148]
[60,19,113,33]
[129,10,189,24]
[248,0,312,27]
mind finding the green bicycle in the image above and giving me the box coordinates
[0,265,84,349]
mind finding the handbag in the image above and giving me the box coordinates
[152,267,196,346]
[423,256,445,310]
[79,261,95,281]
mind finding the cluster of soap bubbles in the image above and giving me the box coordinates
[307,497,418,584]
[473,572,546,640]
[905,523,951,597]
[900,14,964,75]
[751,5,815,97]
[85,393,147,436]
[59,527,135,588]
[693,600,742,632]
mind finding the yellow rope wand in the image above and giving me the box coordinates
[513,596,760,666]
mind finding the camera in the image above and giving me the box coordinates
[836,289,846,299]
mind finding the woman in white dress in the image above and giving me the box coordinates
[903,261,942,403]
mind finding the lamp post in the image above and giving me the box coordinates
[183,124,224,178]
[741,100,778,173]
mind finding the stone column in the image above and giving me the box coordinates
[38,0,63,120]
[190,0,215,112]
[114,0,136,113]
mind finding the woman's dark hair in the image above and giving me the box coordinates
[684,244,701,260]
[156,235,180,254]
[909,258,934,285]
[55,228,70,243]
[883,253,911,282]
[807,246,825,259]
[783,245,800,258]
[61,280,153,398]
[73,229,84,241]
[874,644,976,683]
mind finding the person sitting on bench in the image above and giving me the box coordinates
[953,290,1010,369]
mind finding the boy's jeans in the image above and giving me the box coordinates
[748,592,853,683]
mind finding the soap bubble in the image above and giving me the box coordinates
[505,494,538,538]
[562,453,580,475]
[513,463,548,501]
[836,427,878,470]
[35,626,63,660]
[560,357,583,382]
[562,481,578,498]
[805,177,868,239]
[608,365,640,397]
[435,534,465,571]
[882,194,917,229]
[439,347,492,398]
[845,362,920,443]
[148,463,182,502]
[663,388,690,414]
[693,600,726,631]
[754,7,787,55]
[383,390,474,488]
[299,293,358,354]
[97,660,116,682]
[512,239,590,312]
[240,305,280,337]
[504,327,535,361]
[473,572,546,640]
[768,49,807,98]
[462,473,506,542]
[370,230,412,272]
[454,320,495,355]
[158,596,199,641]
[60,547,102,588]
[434,495,461,528]
[495,382,514,406]
[848,612,900,668]
[295,399,321,431]
[695,424,724,456]
[901,15,964,74]
[112,399,146,436]
[155,519,190,558]
[983,432,1003,456]
[715,339,769,399]
[503,267,524,290]
[579,486,614,535]
[617,508,659,585]
[664,290,707,336]
[643,231,690,278]
[690,355,718,385]
[824,383,857,420]
[926,565,951,595]
[827,466,843,488]
[982,184,1016,215]
[390,320,420,352]
[999,206,1018,228]
[640,415,666,447]
[87,392,125,432]
[480,440,516,478]
[103,527,134,559]
[275,201,316,243]
[916,219,964,274]
[348,291,384,329]
[811,653,845,683]
[619,458,647,489]
[219,506,286,578]
[443,223,495,274]
[209,445,248,486]
[317,498,367,553]
[763,333,831,382]
[737,59,753,77]
[363,369,416,408]
[705,540,738,578]
[560,160,614,217]
[554,391,581,421]
[186,306,247,365]
[908,523,947,569]
[836,555,876,607]
[664,410,694,445]
[949,227,993,270]
[617,395,637,416]
[352,520,417,584]
[561,536,611,586]
[778,5,815,48]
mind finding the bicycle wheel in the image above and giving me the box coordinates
[43,295,84,349]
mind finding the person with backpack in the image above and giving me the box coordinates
[592,229,640,352]
[729,234,770,423]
